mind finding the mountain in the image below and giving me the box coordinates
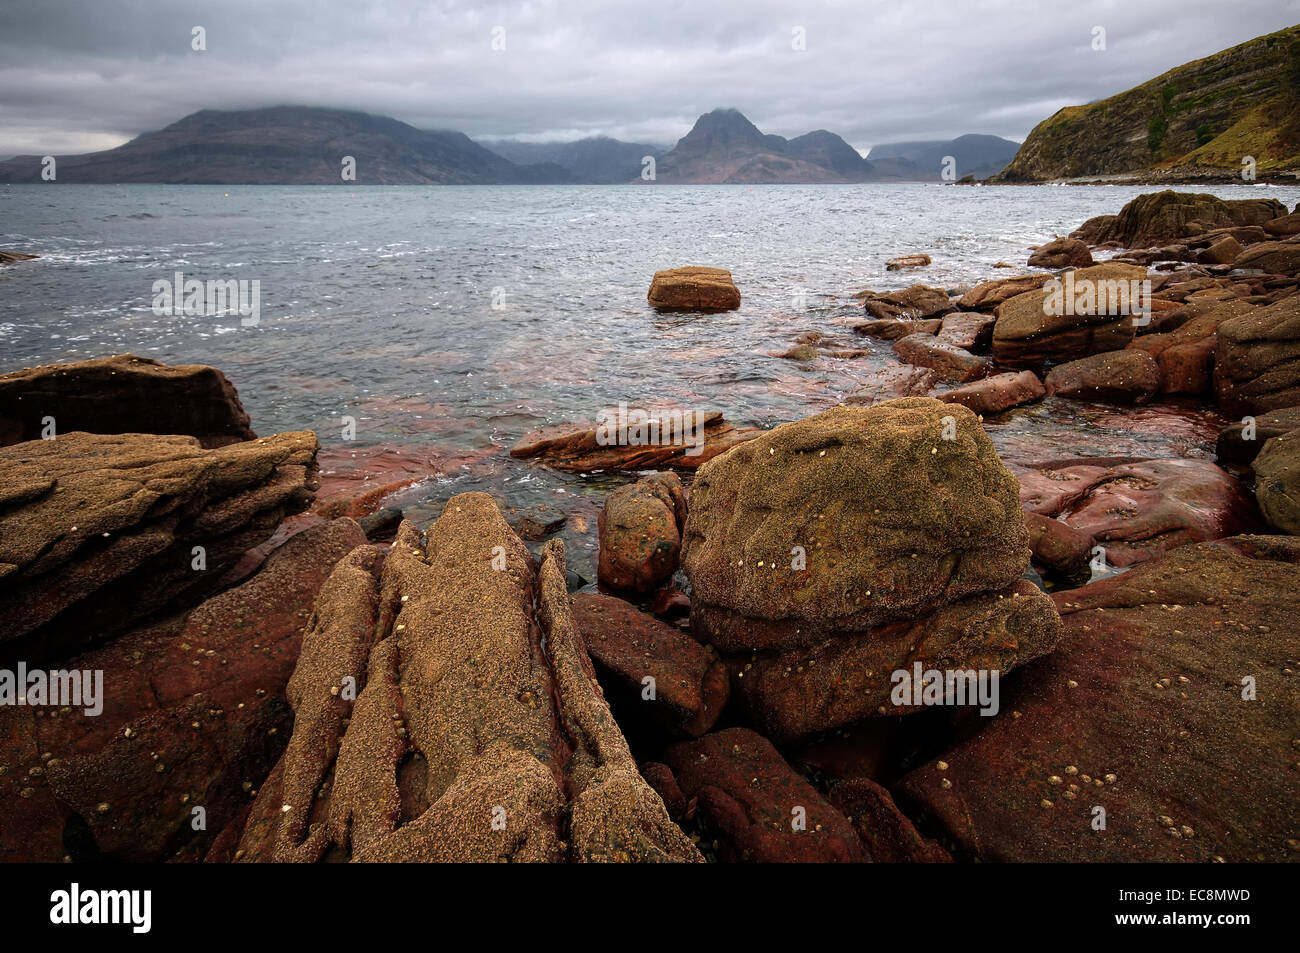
[866,134,1020,181]
[994,25,1300,182]
[0,106,573,184]
[654,108,878,183]
[480,136,666,183]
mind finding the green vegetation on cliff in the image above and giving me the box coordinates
[996,25,1300,181]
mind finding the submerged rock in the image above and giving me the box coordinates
[647,266,741,311]
[0,354,255,448]
[223,494,700,863]
[843,364,938,406]
[1017,458,1262,567]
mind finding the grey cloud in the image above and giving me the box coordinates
[0,0,1297,156]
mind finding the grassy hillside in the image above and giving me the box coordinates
[996,25,1300,181]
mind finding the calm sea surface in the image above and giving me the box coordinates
[4,182,1298,578]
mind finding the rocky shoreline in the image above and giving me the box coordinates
[1,189,1298,863]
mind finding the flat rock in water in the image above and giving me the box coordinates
[647,266,741,311]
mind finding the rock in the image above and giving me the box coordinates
[1157,335,1217,395]
[0,251,39,264]
[0,430,320,662]
[510,502,566,540]
[893,334,990,383]
[1069,214,1118,244]
[732,580,1061,740]
[1253,431,1300,534]
[1044,350,1160,404]
[1198,235,1242,265]
[886,254,931,271]
[1263,213,1300,237]
[357,506,402,541]
[647,266,740,311]
[895,536,1300,862]
[1126,299,1255,360]
[640,763,687,821]
[1214,295,1300,415]
[682,399,1031,653]
[858,284,955,321]
[992,263,1148,368]
[935,312,996,351]
[0,355,255,448]
[1084,191,1287,248]
[0,518,366,862]
[1028,237,1093,270]
[776,344,818,361]
[597,472,684,593]
[843,365,937,406]
[1017,458,1262,567]
[225,495,701,863]
[938,370,1044,416]
[1216,406,1300,465]
[1024,511,1093,576]
[1233,241,1300,276]
[851,318,941,340]
[958,274,1053,311]
[664,727,864,862]
[511,411,760,471]
[828,779,951,862]
[651,586,691,619]
[570,593,728,737]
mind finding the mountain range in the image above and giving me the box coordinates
[0,105,1016,185]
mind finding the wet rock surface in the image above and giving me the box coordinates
[597,472,684,593]
[511,411,760,471]
[647,266,741,311]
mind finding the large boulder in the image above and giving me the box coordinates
[571,593,728,737]
[1253,431,1300,534]
[1084,191,1287,248]
[935,312,996,351]
[221,495,700,863]
[647,266,740,311]
[663,728,865,862]
[0,430,319,662]
[0,518,366,862]
[1214,295,1300,415]
[1263,213,1300,237]
[896,536,1300,862]
[1017,458,1262,567]
[1043,349,1160,404]
[597,472,684,593]
[991,263,1148,368]
[938,370,1044,415]
[0,355,255,448]
[1028,237,1093,270]
[682,399,1031,653]
[858,285,955,321]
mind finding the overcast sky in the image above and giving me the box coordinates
[0,0,1297,157]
